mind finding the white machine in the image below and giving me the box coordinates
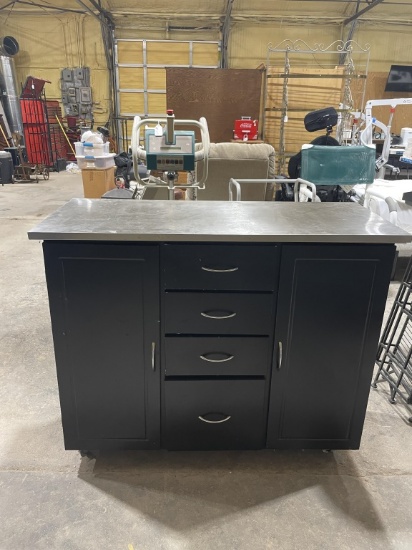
[351,98,412,178]
[131,109,210,199]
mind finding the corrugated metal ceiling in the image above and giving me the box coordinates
[2,0,412,24]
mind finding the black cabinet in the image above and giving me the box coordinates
[266,244,395,450]
[42,240,395,452]
[43,242,160,450]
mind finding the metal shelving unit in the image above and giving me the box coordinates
[262,39,370,173]
[373,257,412,422]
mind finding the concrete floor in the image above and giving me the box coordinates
[0,172,412,550]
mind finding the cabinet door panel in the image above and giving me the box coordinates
[267,244,395,449]
[43,243,160,450]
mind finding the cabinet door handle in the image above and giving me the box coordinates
[277,341,283,370]
[201,310,236,320]
[198,414,231,424]
[201,266,239,273]
[200,353,234,363]
[151,342,156,371]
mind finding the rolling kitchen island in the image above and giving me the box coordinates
[28,200,412,453]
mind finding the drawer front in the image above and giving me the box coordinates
[162,244,279,291]
[164,292,274,335]
[164,380,266,450]
[164,336,271,376]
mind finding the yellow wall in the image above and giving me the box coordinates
[2,11,412,133]
[0,13,110,126]
[229,23,343,69]
[116,19,412,75]
[229,21,412,72]
[353,22,412,70]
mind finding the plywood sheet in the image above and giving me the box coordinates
[166,68,261,143]
[266,67,345,110]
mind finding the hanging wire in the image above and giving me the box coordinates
[2,0,16,25]
[13,0,86,14]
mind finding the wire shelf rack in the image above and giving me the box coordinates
[373,257,412,422]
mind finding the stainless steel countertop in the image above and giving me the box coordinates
[27,199,412,243]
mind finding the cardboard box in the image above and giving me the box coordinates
[82,167,115,198]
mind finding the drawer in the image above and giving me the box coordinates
[162,244,279,291]
[163,380,266,450]
[164,292,274,335]
[164,336,271,376]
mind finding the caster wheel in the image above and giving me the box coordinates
[79,450,97,459]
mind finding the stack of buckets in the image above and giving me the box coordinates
[75,133,116,198]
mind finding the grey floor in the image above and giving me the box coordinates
[1,172,412,550]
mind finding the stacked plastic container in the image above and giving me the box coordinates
[76,131,116,198]
[74,140,115,169]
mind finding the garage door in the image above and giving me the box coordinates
[115,39,220,149]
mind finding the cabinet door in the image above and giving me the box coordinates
[43,242,160,450]
[267,244,395,450]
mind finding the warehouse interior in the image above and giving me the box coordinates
[1,1,412,549]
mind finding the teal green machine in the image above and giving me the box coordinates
[131,109,210,199]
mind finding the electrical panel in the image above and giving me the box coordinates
[61,67,93,120]
[75,68,85,80]
[80,87,92,104]
[62,69,72,82]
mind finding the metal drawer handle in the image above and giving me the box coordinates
[151,342,156,371]
[198,414,231,424]
[200,353,234,363]
[201,311,236,320]
[278,341,283,370]
[201,266,239,273]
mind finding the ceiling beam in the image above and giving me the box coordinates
[86,0,115,26]
[74,0,101,22]
[339,0,361,64]
[14,0,86,13]
[343,0,385,24]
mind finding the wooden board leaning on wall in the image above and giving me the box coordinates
[166,68,261,144]
[264,66,346,161]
